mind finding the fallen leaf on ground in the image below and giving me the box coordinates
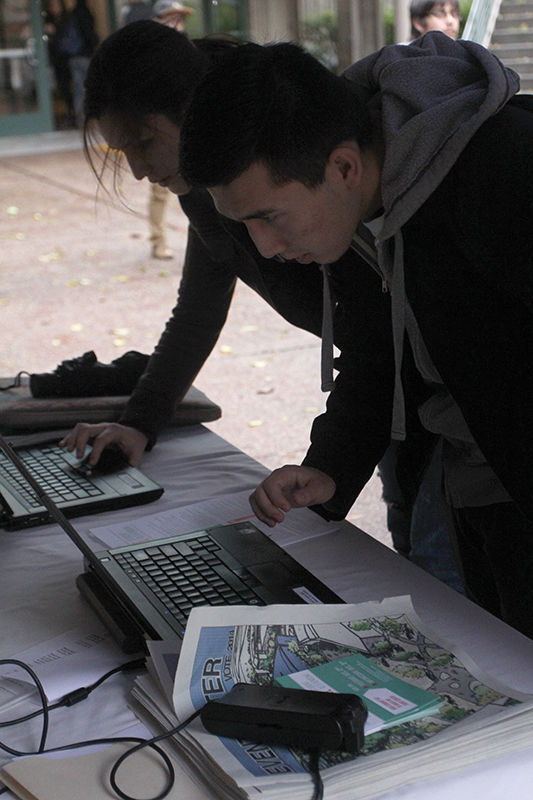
[220,345,232,354]
[248,419,263,428]
[39,247,62,262]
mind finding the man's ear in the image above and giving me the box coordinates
[328,143,363,189]
[412,17,426,35]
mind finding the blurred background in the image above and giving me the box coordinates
[2,0,533,137]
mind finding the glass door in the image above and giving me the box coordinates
[0,0,53,137]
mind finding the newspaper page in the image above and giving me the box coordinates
[167,596,533,799]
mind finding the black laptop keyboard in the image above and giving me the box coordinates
[114,534,264,628]
[0,445,104,508]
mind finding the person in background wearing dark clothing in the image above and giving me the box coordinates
[44,0,98,128]
[68,0,99,127]
[44,0,75,126]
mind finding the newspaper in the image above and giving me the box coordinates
[132,597,533,799]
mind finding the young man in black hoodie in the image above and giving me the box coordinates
[179,33,533,638]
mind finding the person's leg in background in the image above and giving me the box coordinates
[52,52,75,127]
[149,183,174,260]
[409,439,464,593]
[379,437,465,593]
[69,55,90,128]
[378,440,412,558]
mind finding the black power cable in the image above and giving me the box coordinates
[0,657,328,800]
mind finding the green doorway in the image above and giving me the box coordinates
[0,0,54,136]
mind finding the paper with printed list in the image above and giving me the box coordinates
[0,624,136,703]
[87,488,339,550]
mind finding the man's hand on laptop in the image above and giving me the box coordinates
[60,422,148,468]
[249,465,336,527]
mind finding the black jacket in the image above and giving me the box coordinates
[119,189,392,470]
[304,96,533,522]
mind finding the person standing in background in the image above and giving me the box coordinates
[68,0,99,127]
[44,0,98,128]
[44,0,75,126]
[410,0,461,40]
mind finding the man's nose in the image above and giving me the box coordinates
[125,152,149,182]
[246,221,286,260]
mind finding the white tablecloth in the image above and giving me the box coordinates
[1,425,533,798]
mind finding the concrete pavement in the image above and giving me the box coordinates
[0,132,389,544]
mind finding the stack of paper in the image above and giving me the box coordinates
[128,596,533,800]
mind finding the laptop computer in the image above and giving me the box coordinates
[0,434,343,654]
[0,433,163,530]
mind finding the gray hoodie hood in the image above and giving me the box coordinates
[343,31,519,240]
[328,32,520,439]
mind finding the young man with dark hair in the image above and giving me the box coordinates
[409,0,460,40]
[179,34,533,638]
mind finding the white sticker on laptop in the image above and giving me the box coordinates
[293,586,324,604]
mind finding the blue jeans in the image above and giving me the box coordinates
[69,55,90,124]
[378,438,464,594]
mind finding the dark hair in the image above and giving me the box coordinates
[179,41,373,190]
[82,21,203,190]
[83,20,207,130]
[82,20,242,191]
[409,0,460,38]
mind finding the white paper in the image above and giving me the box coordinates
[88,488,339,550]
[2,624,137,703]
